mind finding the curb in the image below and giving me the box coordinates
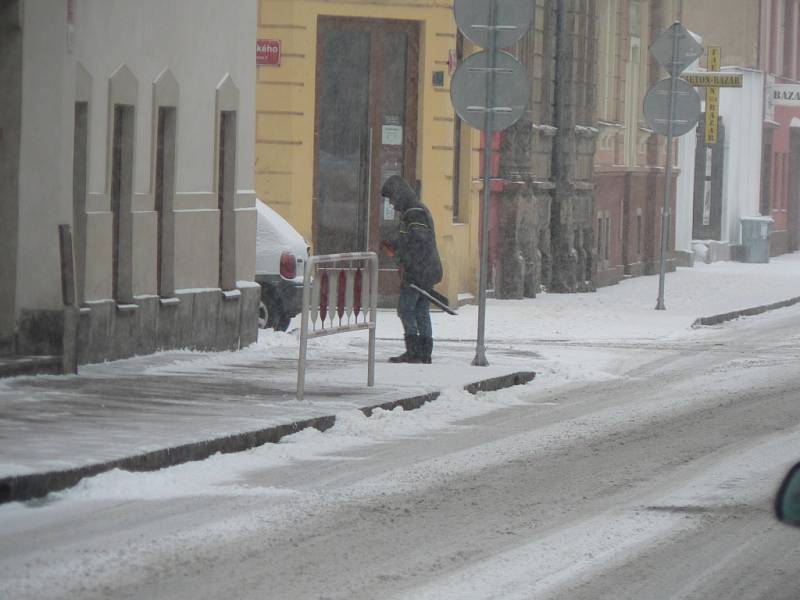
[691,295,800,327]
[0,371,535,505]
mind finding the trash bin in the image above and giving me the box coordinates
[739,217,773,263]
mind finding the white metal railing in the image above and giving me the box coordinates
[296,252,378,401]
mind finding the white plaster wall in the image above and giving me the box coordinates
[675,122,698,253]
[675,68,764,250]
[16,0,257,313]
[72,0,256,198]
[719,68,764,244]
[16,1,76,312]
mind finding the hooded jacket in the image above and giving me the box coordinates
[381,175,443,290]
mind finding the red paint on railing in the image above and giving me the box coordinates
[337,270,346,321]
[354,269,362,318]
[320,271,329,323]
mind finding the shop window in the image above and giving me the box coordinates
[783,0,794,78]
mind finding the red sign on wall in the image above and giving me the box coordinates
[257,39,282,67]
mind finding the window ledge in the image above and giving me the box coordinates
[116,303,138,313]
[160,297,181,306]
[221,289,241,301]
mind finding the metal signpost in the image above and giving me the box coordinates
[644,22,703,311]
[451,0,532,366]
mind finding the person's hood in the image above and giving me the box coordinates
[380,175,417,213]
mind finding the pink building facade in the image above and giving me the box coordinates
[761,0,800,254]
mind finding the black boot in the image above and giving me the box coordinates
[419,337,433,364]
[389,335,421,363]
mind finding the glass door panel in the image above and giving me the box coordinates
[315,28,371,255]
[315,18,419,299]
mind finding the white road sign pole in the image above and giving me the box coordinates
[655,25,681,311]
[472,0,497,367]
[453,0,532,366]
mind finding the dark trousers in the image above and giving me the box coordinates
[397,284,432,337]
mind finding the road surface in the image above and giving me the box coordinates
[1,308,800,599]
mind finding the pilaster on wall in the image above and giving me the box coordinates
[550,0,598,294]
[495,0,598,298]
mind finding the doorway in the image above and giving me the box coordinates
[314,17,419,297]
[692,115,725,241]
[789,127,800,252]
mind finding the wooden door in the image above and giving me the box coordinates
[314,17,419,299]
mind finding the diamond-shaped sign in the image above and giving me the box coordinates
[649,22,703,75]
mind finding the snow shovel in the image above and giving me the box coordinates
[408,283,458,316]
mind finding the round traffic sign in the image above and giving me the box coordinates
[450,50,531,132]
[454,0,534,49]
[643,77,702,137]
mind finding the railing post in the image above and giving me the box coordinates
[367,253,378,387]
[296,256,315,401]
[295,252,377,400]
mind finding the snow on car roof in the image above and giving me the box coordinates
[255,199,308,274]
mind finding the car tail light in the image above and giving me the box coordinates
[280,251,297,279]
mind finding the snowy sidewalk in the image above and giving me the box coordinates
[1,255,799,499]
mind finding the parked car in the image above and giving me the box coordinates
[776,460,800,528]
[255,199,310,331]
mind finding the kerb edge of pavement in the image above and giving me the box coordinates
[691,295,800,327]
[0,371,536,505]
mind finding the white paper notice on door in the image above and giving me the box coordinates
[383,198,396,221]
[382,125,403,146]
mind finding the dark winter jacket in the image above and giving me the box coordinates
[380,176,443,290]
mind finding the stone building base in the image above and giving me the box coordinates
[15,285,260,366]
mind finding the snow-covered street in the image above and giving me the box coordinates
[1,259,800,599]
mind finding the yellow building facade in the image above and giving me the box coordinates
[256,0,482,303]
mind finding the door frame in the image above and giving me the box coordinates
[312,16,420,257]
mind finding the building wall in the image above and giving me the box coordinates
[0,1,23,352]
[761,0,800,255]
[720,69,765,244]
[256,0,482,303]
[594,0,680,285]
[676,3,765,264]
[683,0,761,69]
[13,0,259,361]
